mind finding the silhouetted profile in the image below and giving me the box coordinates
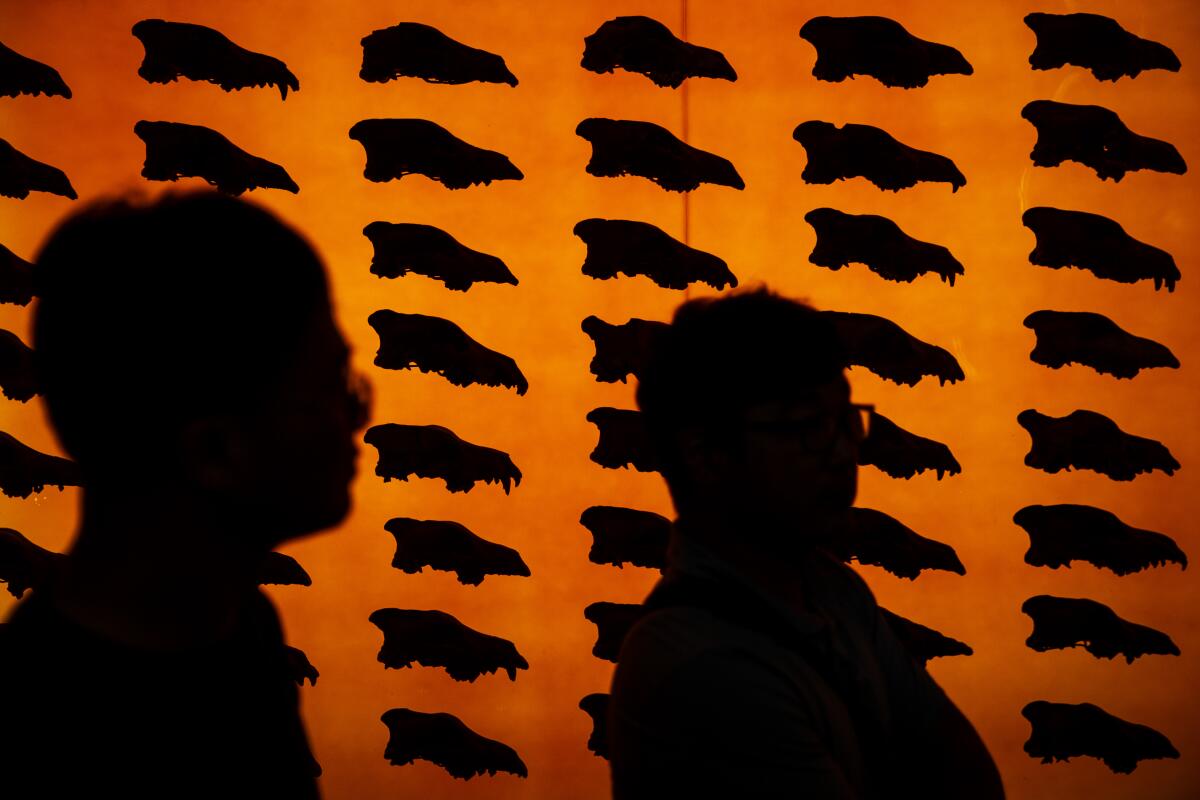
[131,19,300,99]
[580,693,611,759]
[381,708,528,779]
[879,608,973,666]
[364,423,521,493]
[0,40,71,98]
[1024,310,1179,378]
[368,310,528,394]
[575,218,737,290]
[369,608,528,681]
[349,118,524,188]
[0,243,37,306]
[0,430,82,497]
[135,120,299,194]
[1021,100,1187,181]
[0,138,76,200]
[858,410,962,480]
[793,121,966,192]
[608,288,1003,799]
[804,207,965,285]
[1024,13,1180,81]
[363,221,518,291]
[828,507,965,580]
[1014,503,1187,575]
[1017,408,1179,480]
[822,310,964,387]
[0,329,39,401]
[587,407,659,472]
[1022,700,1179,774]
[360,22,517,86]
[581,16,736,88]
[0,191,370,798]
[1022,206,1179,291]
[385,517,530,585]
[579,505,671,571]
[799,16,972,88]
[1021,595,1179,663]
[576,118,745,192]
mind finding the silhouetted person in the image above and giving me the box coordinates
[608,289,1003,799]
[0,192,369,798]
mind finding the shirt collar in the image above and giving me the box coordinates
[663,523,830,637]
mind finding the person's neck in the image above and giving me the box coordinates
[675,507,832,613]
[53,487,269,650]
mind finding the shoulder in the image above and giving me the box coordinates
[617,604,779,674]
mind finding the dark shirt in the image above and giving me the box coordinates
[0,587,320,799]
[608,531,956,799]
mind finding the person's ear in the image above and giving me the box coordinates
[177,416,252,491]
[676,428,735,487]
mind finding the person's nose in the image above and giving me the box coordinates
[348,369,372,431]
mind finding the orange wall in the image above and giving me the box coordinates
[2,1,1198,797]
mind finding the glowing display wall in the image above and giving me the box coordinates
[2,1,1198,797]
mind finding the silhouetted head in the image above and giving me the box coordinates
[637,288,859,541]
[33,191,369,547]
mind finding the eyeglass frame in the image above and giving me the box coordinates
[739,402,874,455]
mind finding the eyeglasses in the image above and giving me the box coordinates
[743,402,873,455]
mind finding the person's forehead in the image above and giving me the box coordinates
[742,377,850,420]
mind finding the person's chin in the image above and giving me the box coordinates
[817,481,856,511]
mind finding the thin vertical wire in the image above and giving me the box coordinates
[681,0,693,300]
[681,0,690,249]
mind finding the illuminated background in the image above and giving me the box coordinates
[2,0,1198,797]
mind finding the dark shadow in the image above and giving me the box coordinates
[363,422,521,494]
[135,120,299,195]
[0,137,76,200]
[1025,13,1179,81]
[1018,408,1179,480]
[363,221,519,291]
[1024,310,1179,378]
[359,22,517,87]
[581,16,736,88]
[368,310,528,394]
[799,16,972,88]
[131,19,299,99]
[381,708,528,779]
[385,517,530,586]
[804,207,964,286]
[575,219,737,290]
[1022,206,1180,291]
[1014,503,1187,575]
[1021,595,1179,663]
[349,119,523,189]
[369,608,528,682]
[1021,100,1187,181]
[0,40,71,98]
[792,121,966,192]
[576,118,745,192]
[1022,701,1178,774]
